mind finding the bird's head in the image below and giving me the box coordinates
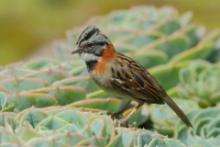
[72,26,113,63]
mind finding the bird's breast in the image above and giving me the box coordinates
[89,43,117,90]
[91,61,112,86]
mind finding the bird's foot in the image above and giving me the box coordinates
[112,117,130,127]
[110,112,121,119]
[119,118,129,127]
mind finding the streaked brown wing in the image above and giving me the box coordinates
[110,53,165,104]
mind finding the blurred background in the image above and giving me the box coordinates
[0,0,219,65]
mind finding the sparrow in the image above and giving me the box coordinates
[72,26,192,127]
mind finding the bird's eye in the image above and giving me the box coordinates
[86,43,93,47]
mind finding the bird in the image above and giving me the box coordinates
[72,26,192,127]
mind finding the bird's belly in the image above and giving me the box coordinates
[90,73,131,99]
[91,73,113,90]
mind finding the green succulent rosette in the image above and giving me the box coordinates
[0,106,186,147]
[176,60,220,107]
[175,107,220,147]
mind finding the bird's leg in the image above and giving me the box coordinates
[111,99,131,118]
[135,102,144,109]
[120,102,144,127]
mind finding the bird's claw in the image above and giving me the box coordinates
[110,112,121,119]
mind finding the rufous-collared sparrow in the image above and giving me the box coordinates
[72,26,192,127]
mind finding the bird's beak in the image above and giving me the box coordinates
[72,46,81,54]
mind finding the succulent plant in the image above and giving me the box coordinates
[0,106,187,147]
[149,99,200,136]
[175,60,220,107]
[0,6,220,146]
[175,107,220,147]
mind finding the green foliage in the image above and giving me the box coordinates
[176,61,220,107]
[0,6,220,146]
[175,107,220,147]
[0,107,186,147]
[150,99,200,135]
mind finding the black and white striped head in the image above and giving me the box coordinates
[72,26,111,62]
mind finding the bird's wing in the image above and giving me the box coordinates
[110,53,165,104]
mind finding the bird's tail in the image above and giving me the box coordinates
[163,96,192,127]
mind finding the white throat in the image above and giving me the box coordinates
[80,53,100,62]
